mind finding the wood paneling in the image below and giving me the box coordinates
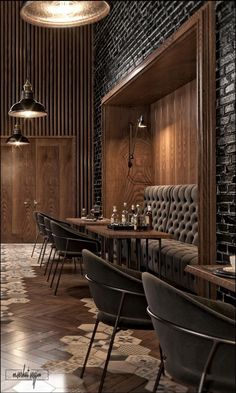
[0,1,93,214]
[102,106,153,218]
[152,80,197,185]
[1,137,75,242]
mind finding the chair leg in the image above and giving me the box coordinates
[47,250,57,281]
[44,247,53,276]
[50,255,61,287]
[40,238,48,267]
[37,239,45,264]
[98,323,118,393]
[31,232,39,257]
[54,257,65,295]
[153,358,164,393]
[80,319,99,378]
[159,344,165,376]
[79,258,83,275]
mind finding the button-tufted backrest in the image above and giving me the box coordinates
[144,185,172,232]
[166,185,198,245]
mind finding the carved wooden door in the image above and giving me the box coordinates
[1,137,75,243]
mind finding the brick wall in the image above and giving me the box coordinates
[94,1,236,262]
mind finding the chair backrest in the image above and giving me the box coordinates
[82,250,151,324]
[142,272,236,392]
[50,221,100,254]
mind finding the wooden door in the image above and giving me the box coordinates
[1,137,75,243]
[1,140,36,242]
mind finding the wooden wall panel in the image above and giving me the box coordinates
[102,106,153,218]
[0,1,93,214]
[151,80,197,185]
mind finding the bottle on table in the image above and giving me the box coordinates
[111,205,119,224]
[129,204,136,225]
[121,202,128,225]
[81,208,86,218]
[133,204,143,231]
[93,198,101,220]
[145,204,153,230]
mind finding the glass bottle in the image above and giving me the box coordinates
[111,205,119,224]
[81,208,86,218]
[129,204,136,225]
[145,204,153,230]
[93,198,100,220]
[133,204,142,231]
[121,202,128,225]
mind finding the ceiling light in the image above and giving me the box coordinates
[8,80,47,118]
[6,124,30,146]
[20,1,110,28]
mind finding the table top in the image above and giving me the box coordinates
[185,264,235,293]
[85,225,172,240]
[66,217,110,226]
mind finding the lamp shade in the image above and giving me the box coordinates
[8,80,47,118]
[6,124,30,146]
[20,1,110,28]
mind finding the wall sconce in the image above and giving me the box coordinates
[20,1,110,28]
[128,115,147,168]
[6,124,30,146]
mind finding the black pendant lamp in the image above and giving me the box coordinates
[20,1,110,28]
[6,124,30,146]
[8,80,47,118]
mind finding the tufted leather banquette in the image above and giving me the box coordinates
[141,184,198,292]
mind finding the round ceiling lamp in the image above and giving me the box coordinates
[8,80,47,118]
[20,1,110,28]
[6,124,30,146]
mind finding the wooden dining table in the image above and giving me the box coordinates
[84,225,172,274]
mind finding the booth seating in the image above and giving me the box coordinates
[132,184,198,293]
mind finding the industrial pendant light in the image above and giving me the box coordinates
[8,80,47,118]
[20,1,110,28]
[6,124,30,146]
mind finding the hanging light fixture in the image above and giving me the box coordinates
[8,80,47,118]
[6,124,30,146]
[128,115,147,168]
[20,1,110,28]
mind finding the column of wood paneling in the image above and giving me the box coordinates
[0,1,93,215]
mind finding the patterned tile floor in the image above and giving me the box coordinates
[1,244,188,393]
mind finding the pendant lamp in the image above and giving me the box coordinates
[8,80,47,118]
[6,124,30,146]
[20,1,110,28]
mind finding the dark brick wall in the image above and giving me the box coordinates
[216,1,236,262]
[94,1,236,262]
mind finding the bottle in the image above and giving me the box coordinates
[121,202,128,225]
[93,198,100,220]
[81,208,86,218]
[133,204,142,231]
[111,205,119,224]
[129,204,136,225]
[145,204,153,230]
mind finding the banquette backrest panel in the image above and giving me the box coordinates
[144,184,198,245]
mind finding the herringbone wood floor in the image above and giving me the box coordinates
[1,251,161,393]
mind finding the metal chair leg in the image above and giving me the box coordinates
[54,257,65,295]
[47,250,57,281]
[50,255,61,288]
[40,238,48,267]
[153,359,164,393]
[159,344,165,376]
[44,247,53,276]
[37,238,45,264]
[31,232,39,257]
[98,323,118,393]
[80,319,99,378]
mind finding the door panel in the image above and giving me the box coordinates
[1,141,36,242]
[1,137,75,243]
[36,138,75,219]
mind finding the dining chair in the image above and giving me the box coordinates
[142,272,236,393]
[50,221,101,295]
[80,249,154,393]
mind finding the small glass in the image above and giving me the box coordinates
[81,208,86,218]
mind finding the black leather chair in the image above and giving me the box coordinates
[50,221,101,295]
[81,249,154,393]
[142,272,236,393]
